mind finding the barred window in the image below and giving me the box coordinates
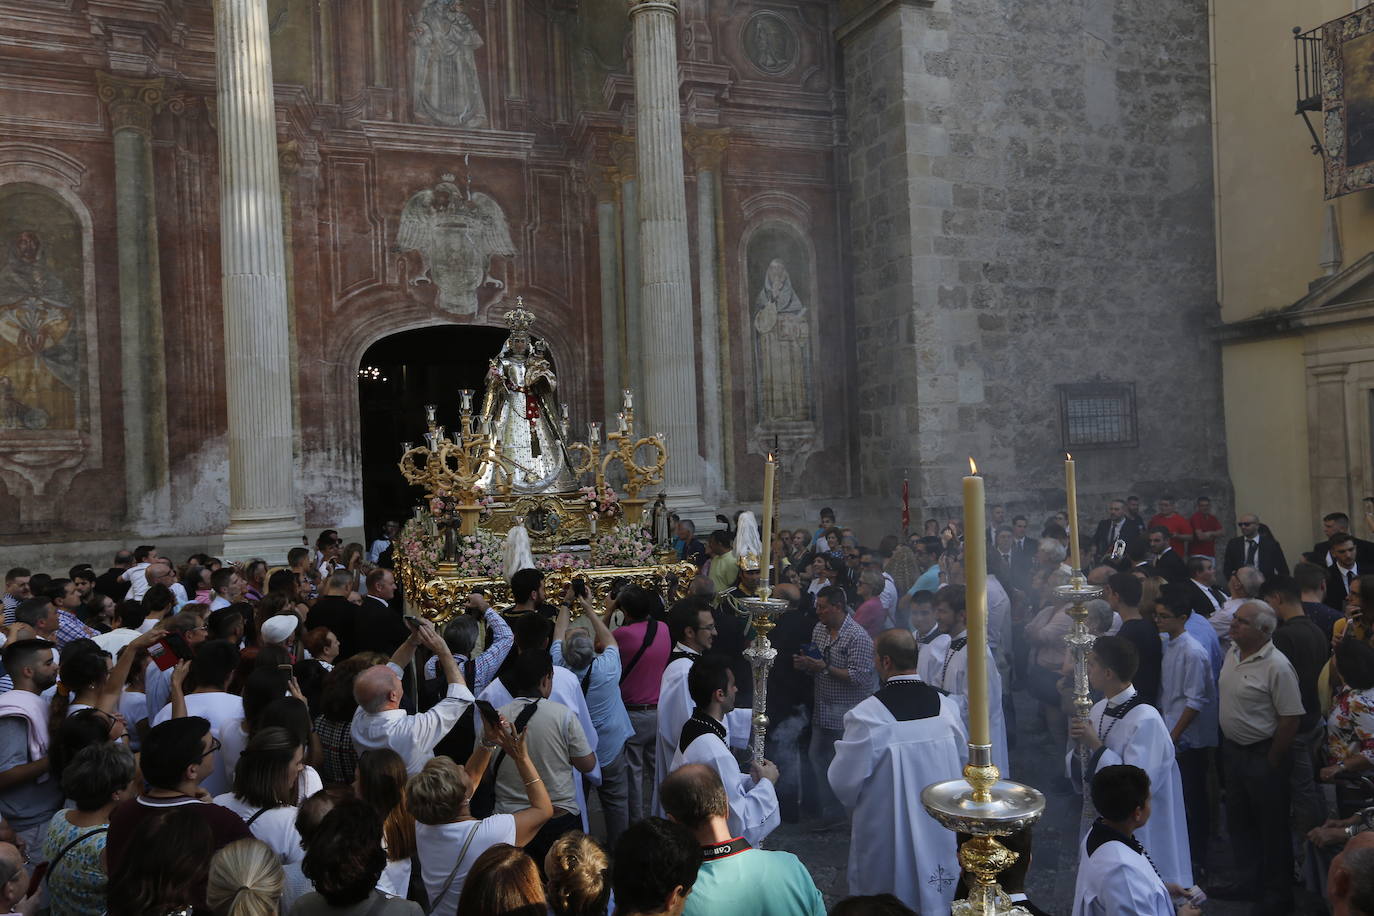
[1057,382,1137,449]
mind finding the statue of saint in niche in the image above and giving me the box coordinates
[397,172,515,315]
[753,258,811,423]
[478,303,578,494]
[0,231,79,430]
[412,0,489,128]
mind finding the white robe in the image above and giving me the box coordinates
[1072,831,1174,916]
[827,677,968,914]
[928,633,1010,776]
[670,721,780,847]
[652,649,751,814]
[916,634,951,685]
[477,667,601,831]
[1065,687,1192,888]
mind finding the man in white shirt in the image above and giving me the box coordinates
[351,619,472,774]
[1072,764,1201,916]
[1151,587,1217,878]
[368,520,400,565]
[207,568,243,611]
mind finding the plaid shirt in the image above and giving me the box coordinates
[422,608,514,694]
[808,614,877,729]
[55,609,96,648]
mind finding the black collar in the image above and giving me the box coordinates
[1085,818,1144,858]
[679,710,727,753]
[1103,694,1144,720]
[949,635,968,652]
[703,837,752,861]
[669,646,700,664]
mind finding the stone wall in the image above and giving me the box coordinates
[841,0,1231,523]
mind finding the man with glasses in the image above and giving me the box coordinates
[1210,599,1304,912]
[105,716,252,913]
[1223,514,1289,581]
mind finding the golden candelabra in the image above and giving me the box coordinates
[566,420,604,488]
[398,396,519,535]
[598,389,666,527]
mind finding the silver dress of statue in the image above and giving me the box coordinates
[753,258,811,422]
[477,326,578,494]
[412,0,488,127]
[397,174,515,315]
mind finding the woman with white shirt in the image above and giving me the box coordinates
[214,726,308,864]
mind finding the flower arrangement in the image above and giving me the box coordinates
[399,518,443,582]
[454,528,506,579]
[591,523,655,568]
[538,552,590,572]
[429,487,498,519]
[579,483,622,519]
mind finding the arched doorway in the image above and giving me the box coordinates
[357,325,509,536]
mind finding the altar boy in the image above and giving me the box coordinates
[1073,765,1202,916]
[669,654,780,846]
[829,628,967,914]
[922,586,1010,775]
[1067,636,1192,888]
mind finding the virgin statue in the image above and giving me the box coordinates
[411,0,488,128]
[753,258,811,423]
[477,304,578,494]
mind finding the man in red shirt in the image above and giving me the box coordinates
[1188,496,1224,558]
[1148,497,1194,558]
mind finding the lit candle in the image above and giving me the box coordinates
[760,454,776,594]
[963,458,991,748]
[622,389,633,410]
[459,390,473,414]
[561,403,570,422]
[616,412,627,433]
[401,441,413,456]
[1065,452,1081,574]
[424,404,437,426]
[588,421,602,442]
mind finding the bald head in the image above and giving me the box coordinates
[660,764,728,832]
[1330,831,1374,916]
[353,665,402,714]
[0,842,24,909]
[874,628,919,674]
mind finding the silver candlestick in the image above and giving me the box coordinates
[738,594,788,762]
[1056,575,1105,820]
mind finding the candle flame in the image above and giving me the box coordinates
[1066,452,1073,461]
[767,452,774,461]
[969,457,978,474]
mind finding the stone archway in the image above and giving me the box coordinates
[356,324,509,537]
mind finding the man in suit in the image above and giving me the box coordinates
[1185,556,1228,619]
[352,566,410,657]
[1223,514,1289,580]
[1324,532,1363,608]
[1092,500,1143,565]
[1147,526,1190,584]
[1309,512,1374,567]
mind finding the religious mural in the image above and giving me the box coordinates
[0,185,83,432]
[1323,6,1374,197]
[411,0,488,127]
[397,170,515,315]
[748,228,814,427]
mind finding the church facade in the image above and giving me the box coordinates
[0,0,1229,562]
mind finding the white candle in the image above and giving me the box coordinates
[1065,453,1081,574]
[963,458,990,748]
[761,454,776,594]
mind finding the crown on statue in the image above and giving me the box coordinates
[738,550,761,572]
[504,297,536,333]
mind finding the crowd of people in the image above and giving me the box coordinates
[0,496,1371,916]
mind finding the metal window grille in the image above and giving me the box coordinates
[1057,382,1138,449]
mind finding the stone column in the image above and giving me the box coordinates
[609,135,642,405]
[96,74,171,526]
[684,127,729,499]
[591,166,624,423]
[629,0,702,498]
[214,0,302,558]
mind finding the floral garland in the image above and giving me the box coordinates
[579,483,622,519]
[399,518,443,582]
[429,486,497,520]
[538,552,590,572]
[454,528,506,579]
[591,523,655,568]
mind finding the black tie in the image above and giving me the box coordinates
[1348,570,1356,585]
[1110,521,1120,542]
[1245,539,1258,566]
[1002,553,1011,565]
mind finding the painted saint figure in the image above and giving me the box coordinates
[411,0,488,128]
[477,304,578,494]
[0,231,78,429]
[753,258,811,423]
[397,173,515,315]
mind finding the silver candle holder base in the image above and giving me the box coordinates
[738,594,788,762]
[921,745,1047,916]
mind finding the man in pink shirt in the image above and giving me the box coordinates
[612,584,672,823]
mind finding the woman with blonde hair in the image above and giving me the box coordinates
[207,838,285,916]
[544,831,611,916]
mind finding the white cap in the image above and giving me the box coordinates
[260,615,298,645]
